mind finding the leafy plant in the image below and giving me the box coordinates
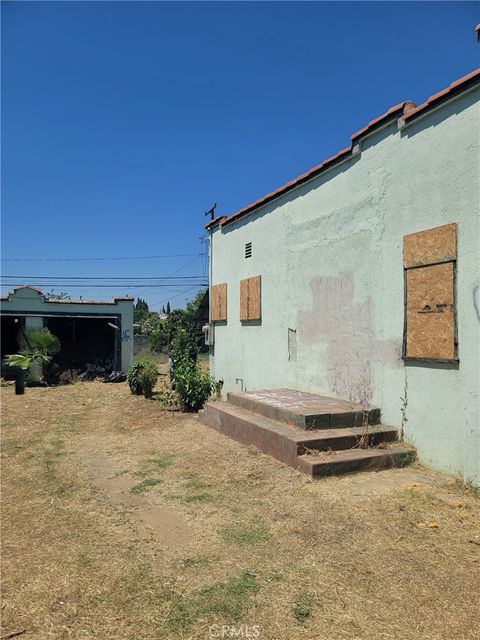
[146,289,207,353]
[126,357,159,398]
[171,329,197,369]
[3,327,61,378]
[174,359,215,412]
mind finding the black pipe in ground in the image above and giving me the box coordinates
[15,368,25,395]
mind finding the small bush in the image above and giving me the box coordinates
[126,357,159,398]
[175,359,215,412]
[170,330,198,387]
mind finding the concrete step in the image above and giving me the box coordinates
[227,388,381,429]
[199,401,398,469]
[298,447,416,478]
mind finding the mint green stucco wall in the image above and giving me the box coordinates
[0,287,134,371]
[209,87,480,485]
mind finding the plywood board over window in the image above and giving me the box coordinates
[403,223,457,362]
[240,276,261,321]
[211,283,227,322]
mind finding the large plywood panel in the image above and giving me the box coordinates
[239,276,261,321]
[248,275,261,320]
[405,262,455,360]
[403,223,456,268]
[240,279,249,321]
[211,283,227,322]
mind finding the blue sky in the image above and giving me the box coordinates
[1,1,478,310]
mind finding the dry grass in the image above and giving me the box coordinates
[1,382,479,640]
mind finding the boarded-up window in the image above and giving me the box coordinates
[211,283,227,322]
[240,275,261,321]
[403,223,457,361]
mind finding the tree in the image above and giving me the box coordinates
[47,290,71,301]
[133,298,150,334]
[166,301,171,314]
[146,289,207,354]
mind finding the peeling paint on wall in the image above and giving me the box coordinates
[298,273,400,403]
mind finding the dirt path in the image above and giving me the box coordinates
[2,382,479,640]
[76,442,192,553]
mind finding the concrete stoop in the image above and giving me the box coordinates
[198,389,415,478]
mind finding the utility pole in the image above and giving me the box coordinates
[203,203,217,221]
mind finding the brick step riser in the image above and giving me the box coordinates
[200,404,399,470]
[226,393,381,429]
[200,403,298,466]
[298,450,415,478]
[298,430,398,455]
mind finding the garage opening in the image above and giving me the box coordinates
[45,316,121,370]
[1,316,22,358]
[0,316,23,378]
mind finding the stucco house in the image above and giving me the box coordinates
[203,68,480,485]
[0,285,134,372]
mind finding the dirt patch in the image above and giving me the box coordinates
[76,443,192,552]
[2,381,479,640]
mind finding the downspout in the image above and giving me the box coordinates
[208,226,214,378]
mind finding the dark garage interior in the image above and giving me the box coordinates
[45,316,121,369]
[1,315,22,360]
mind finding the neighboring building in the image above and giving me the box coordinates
[0,285,134,372]
[206,69,480,485]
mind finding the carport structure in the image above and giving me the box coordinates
[0,285,134,372]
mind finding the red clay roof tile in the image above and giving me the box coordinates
[402,68,480,122]
[215,68,479,230]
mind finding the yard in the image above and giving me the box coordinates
[1,381,479,640]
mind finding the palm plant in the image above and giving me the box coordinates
[3,327,61,373]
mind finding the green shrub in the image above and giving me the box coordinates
[174,359,215,412]
[126,357,159,398]
[171,330,198,367]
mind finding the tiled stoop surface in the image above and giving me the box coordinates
[198,389,415,478]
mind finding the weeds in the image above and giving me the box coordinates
[292,590,315,625]
[181,555,215,568]
[161,572,259,634]
[220,523,270,544]
[184,474,210,491]
[181,492,214,503]
[400,370,408,441]
[131,478,162,494]
[147,456,173,470]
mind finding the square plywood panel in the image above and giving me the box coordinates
[403,223,456,268]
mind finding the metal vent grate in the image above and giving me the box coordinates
[245,242,252,259]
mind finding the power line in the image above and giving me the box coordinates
[149,283,206,310]
[1,253,204,263]
[1,275,206,280]
[132,253,204,299]
[0,283,207,288]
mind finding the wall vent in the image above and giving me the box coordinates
[245,242,252,259]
